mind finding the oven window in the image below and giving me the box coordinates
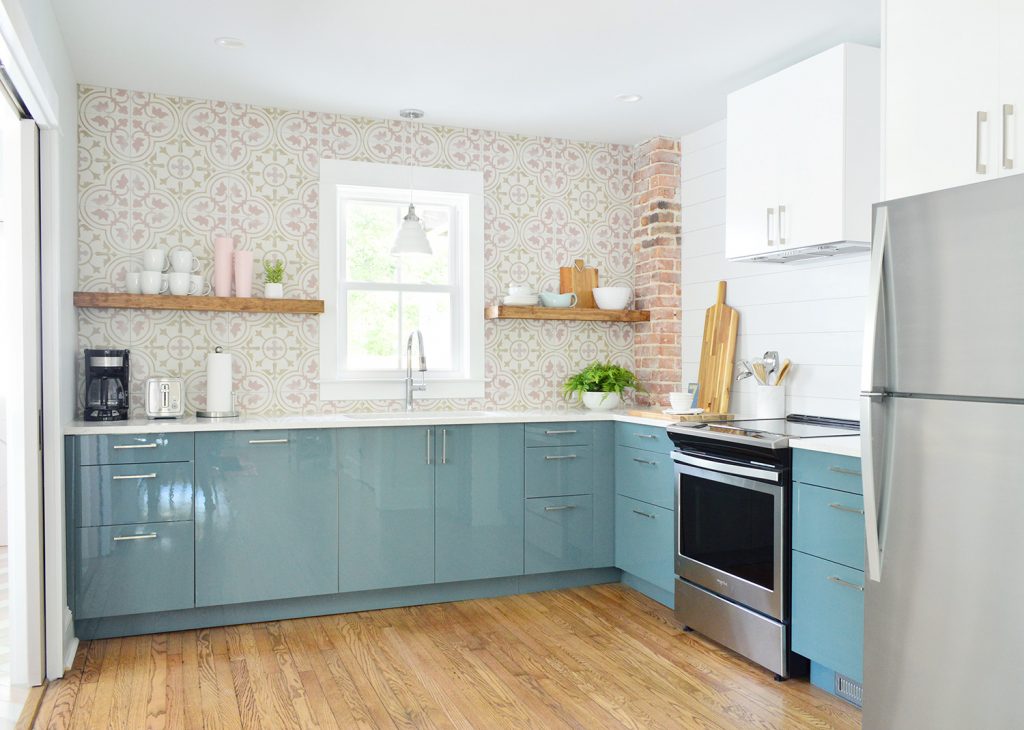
[680,474,776,590]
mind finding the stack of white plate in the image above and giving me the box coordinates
[503,293,539,306]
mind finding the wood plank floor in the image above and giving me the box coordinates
[29,584,861,729]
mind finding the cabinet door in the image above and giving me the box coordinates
[435,424,524,583]
[792,551,865,682]
[885,0,1000,198]
[999,0,1024,177]
[195,430,339,606]
[525,495,594,574]
[614,495,675,593]
[339,426,435,592]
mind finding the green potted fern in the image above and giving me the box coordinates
[562,361,645,411]
[263,258,285,299]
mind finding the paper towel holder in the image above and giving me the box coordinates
[197,346,239,419]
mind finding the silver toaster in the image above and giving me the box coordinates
[145,377,185,419]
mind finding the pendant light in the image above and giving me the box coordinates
[391,108,432,255]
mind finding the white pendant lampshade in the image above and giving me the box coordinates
[391,204,432,255]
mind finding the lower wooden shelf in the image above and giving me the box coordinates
[73,291,325,315]
[484,305,650,323]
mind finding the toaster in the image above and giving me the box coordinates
[145,377,185,419]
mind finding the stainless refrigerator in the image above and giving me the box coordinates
[861,175,1024,729]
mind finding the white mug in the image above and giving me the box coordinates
[170,249,200,274]
[189,274,212,295]
[140,270,167,295]
[508,285,533,297]
[168,272,191,296]
[142,247,168,273]
[125,272,141,294]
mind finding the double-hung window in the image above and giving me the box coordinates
[319,160,484,401]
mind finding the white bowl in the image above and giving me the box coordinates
[593,286,632,310]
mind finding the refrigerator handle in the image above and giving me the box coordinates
[860,205,889,582]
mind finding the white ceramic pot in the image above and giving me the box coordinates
[593,286,632,310]
[582,391,621,411]
[264,282,283,299]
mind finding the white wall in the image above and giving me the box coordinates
[680,120,868,420]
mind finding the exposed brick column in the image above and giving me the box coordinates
[632,137,681,407]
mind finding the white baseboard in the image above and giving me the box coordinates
[63,636,78,672]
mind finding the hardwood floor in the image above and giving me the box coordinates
[30,584,861,729]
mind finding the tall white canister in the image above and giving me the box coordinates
[754,384,786,419]
[197,346,238,418]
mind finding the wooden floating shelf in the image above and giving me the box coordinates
[484,305,650,323]
[73,291,325,315]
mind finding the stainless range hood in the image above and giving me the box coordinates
[737,240,870,263]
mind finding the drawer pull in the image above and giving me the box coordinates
[112,473,157,481]
[112,443,157,450]
[828,502,865,515]
[634,433,657,440]
[544,454,577,461]
[113,533,158,542]
[632,509,656,519]
[828,466,861,477]
[632,457,657,466]
[248,438,289,445]
[827,575,864,592]
[544,505,577,512]
[544,429,577,435]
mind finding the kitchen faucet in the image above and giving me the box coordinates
[404,330,427,411]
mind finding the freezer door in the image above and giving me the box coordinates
[863,397,1024,730]
[874,175,1024,399]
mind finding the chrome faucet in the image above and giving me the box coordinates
[404,330,427,411]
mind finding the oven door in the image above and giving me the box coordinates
[674,452,785,621]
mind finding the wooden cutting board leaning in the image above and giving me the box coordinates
[559,259,599,309]
[696,281,739,415]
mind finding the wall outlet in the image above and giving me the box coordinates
[686,382,699,395]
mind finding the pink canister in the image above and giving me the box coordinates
[213,236,234,297]
[233,250,253,298]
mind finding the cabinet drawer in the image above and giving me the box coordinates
[77,433,194,466]
[75,521,195,619]
[615,445,674,510]
[77,462,194,527]
[793,482,865,570]
[615,495,675,593]
[525,495,593,573]
[791,551,864,682]
[525,446,593,497]
[792,450,862,494]
[525,422,593,448]
[615,422,673,454]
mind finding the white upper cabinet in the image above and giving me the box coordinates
[726,44,880,261]
[885,0,1024,199]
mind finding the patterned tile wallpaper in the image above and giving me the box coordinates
[77,86,636,416]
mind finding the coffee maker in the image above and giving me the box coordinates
[84,349,130,421]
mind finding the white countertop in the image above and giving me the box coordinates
[790,435,861,459]
[64,409,676,435]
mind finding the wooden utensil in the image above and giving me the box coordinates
[775,359,792,385]
[752,361,768,385]
[559,259,599,309]
[696,281,740,415]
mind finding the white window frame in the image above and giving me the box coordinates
[319,160,484,401]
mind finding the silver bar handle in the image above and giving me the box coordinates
[829,465,862,477]
[778,204,786,246]
[1003,104,1014,170]
[113,533,158,542]
[112,473,157,481]
[544,429,577,435]
[544,505,577,512]
[632,509,656,519]
[634,433,657,440]
[827,575,864,592]
[544,454,577,461]
[441,428,448,465]
[632,458,657,466]
[426,429,432,465]
[248,438,288,444]
[828,502,865,516]
[112,442,157,450]
[766,207,775,247]
[976,110,988,174]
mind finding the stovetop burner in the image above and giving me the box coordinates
[667,414,859,450]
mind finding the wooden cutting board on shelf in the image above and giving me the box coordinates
[696,281,739,415]
[559,259,599,309]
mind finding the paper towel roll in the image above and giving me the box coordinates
[206,349,234,413]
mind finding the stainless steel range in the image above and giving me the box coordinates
[667,414,858,679]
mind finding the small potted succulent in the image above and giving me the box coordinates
[562,361,645,411]
[263,258,284,299]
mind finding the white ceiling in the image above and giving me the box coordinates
[51,0,879,145]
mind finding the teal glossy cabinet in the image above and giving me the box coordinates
[435,424,525,583]
[614,494,675,595]
[77,462,193,527]
[791,551,864,682]
[195,430,339,606]
[339,426,436,592]
[525,495,594,573]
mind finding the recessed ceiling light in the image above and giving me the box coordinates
[214,37,245,49]
[399,108,425,120]
[615,94,643,103]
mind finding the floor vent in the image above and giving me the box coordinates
[834,673,863,707]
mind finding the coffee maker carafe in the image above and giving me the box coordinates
[84,349,130,421]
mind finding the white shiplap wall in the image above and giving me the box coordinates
[680,120,868,420]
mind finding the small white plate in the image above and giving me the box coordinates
[503,296,540,306]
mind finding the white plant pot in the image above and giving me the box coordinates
[581,391,621,411]
[264,282,283,299]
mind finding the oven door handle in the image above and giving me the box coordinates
[672,452,780,483]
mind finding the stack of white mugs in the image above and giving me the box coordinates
[125,247,210,296]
